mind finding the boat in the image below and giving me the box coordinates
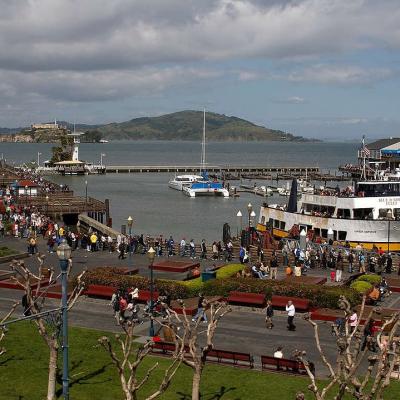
[179,109,229,198]
[168,174,203,191]
[99,139,109,143]
[256,174,400,251]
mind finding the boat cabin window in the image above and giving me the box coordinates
[321,229,328,238]
[379,208,392,218]
[356,182,400,197]
[338,231,347,241]
[314,228,321,237]
[337,208,351,219]
[394,209,400,220]
[303,203,335,217]
[260,216,266,225]
[274,220,280,228]
[353,208,373,219]
[280,221,286,230]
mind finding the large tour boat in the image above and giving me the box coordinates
[257,178,400,251]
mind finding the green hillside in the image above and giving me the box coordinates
[84,110,313,142]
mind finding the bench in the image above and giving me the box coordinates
[227,291,266,307]
[271,295,310,311]
[151,341,177,354]
[85,284,116,299]
[206,348,254,368]
[261,355,306,374]
[137,290,160,303]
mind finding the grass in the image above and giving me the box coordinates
[0,246,18,258]
[1,323,399,399]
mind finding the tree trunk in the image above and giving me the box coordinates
[47,341,58,400]
[192,367,202,400]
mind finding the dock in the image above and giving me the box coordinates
[105,165,319,174]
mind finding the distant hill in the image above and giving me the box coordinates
[83,111,316,142]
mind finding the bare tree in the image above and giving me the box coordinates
[0,302,19,356]
[295,295,400,400]
[10,256,85,400]
[98,320,183,400]
[161,299,231,400]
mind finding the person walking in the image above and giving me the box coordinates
[180,238,186,257]
[286,300,296,331]
[192,293,207,323]
[118,239,126,260]
[264,300,274,329]
[189,239,196,259]
[348,250,354,274]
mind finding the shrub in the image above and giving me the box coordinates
[350,280,373,294]
[356,274,381,285]
[81,266,362,309]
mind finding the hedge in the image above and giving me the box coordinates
[356,274,381,285]
[350,280,373,294]
[81,266,361,309]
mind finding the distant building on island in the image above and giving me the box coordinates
[31,121,59,130]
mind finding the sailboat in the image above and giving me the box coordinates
[182,109,229,198]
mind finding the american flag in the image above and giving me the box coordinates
[361,145,370,157]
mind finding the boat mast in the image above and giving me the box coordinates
[361,135,367,180]
[201,108,206,175]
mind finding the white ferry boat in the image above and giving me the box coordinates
[168,174,203,191]
[257,179,400,251]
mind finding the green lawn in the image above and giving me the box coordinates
[0,323,399,399]
[0,246,18,258]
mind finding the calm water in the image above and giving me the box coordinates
[1,141,358,240]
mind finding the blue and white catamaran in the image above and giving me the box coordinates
[182,109,229,198]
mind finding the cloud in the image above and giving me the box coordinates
[0,0,399,73]
[273,96,306,104]
[287,64,395,84]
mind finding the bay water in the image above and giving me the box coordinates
[1,141,358,241]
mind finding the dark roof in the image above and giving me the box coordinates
[367,138,400,150]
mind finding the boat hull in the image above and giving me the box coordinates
[257,205,400,251]
[183,187,229,197]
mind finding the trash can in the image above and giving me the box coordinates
[201,271,217,282]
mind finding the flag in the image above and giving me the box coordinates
[361,145,370,157]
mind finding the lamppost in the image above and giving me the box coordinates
[100,153,106,167]
[25,185,28,206]
[127,216,133,257]
[45,195,49,216]
[250,210,256,227]
[147,246,156,337]
[387,209,393,253]
[236,210,242,238]
[56,239,72,400]
[85,180,88,205]
[247,203,252,230]
[37,152,42,167]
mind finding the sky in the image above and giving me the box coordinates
[0,0,400,140]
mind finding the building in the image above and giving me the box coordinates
[31,121,59,130]
[358,138,400,170]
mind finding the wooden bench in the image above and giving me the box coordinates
[151,341,177,354]
[206,348,254,368]
[261,355,306,374]
[271,295,310,311]
[85,284,116,299]
[137,290,160,303]
[227,291,266,307]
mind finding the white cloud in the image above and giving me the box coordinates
[287,64,394,84]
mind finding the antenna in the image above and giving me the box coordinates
[202,108,206,171]
[361,135,366,180]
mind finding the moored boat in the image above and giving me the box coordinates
[168,174,203,191]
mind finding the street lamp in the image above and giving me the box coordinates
[127,216,133,257]
[247,203,253,230]
[236,210,242,238]
[85,180,88,204]
[37,152,42,167]
[56,239,72,400]
[25,185,28,206]
[250,210,256,227]
[147,246,156,337]
[45,195,49,215]
[387,209,393,253]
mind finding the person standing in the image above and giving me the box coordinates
[200,239,207,260]
[270,251,278,280]
[286,300,296,331]
[180,238,186,257]
[189,239,196,259]
[349,309,358,332]
[118,239,126,260]
[348,250,354,274]
[386,254,393,274]
[264,300,274,329]
[336,251,344,282]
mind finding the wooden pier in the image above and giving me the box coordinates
[105,165,319,174]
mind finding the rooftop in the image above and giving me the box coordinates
[366,138,400,150]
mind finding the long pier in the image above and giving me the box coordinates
[105,165,319,174]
